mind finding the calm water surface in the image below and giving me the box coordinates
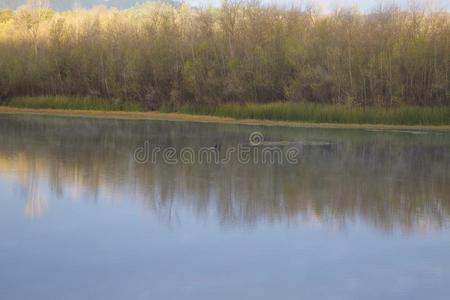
[0,114,449,300]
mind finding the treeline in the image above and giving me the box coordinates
[0,1,448,109]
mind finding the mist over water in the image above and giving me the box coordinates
[1,114,450,299]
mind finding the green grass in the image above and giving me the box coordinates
[177,102,450,126]
[5,97,449,125]
[6,96,143,112]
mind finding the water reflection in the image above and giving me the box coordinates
[0,114,449,232]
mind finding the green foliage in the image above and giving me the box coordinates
[0,3,448,109]
[7,96,143,111]
[177,102,450,125]
[6,96,449,125]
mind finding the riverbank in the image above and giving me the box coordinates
[1,106,449,131]
[6,96,450,126]
[176,102,450,126]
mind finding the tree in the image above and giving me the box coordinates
[15,0,50,57]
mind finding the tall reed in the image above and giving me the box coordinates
[178,102,450,125]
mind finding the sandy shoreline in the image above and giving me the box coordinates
[1,106,449,131]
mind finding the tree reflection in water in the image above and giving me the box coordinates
[0,114,449,233]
